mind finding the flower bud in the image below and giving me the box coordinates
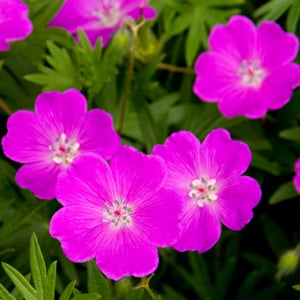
[276,250,299,279]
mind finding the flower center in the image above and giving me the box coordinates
[103,198,133,228]
[92,1,121,27]
[238,60,266,87]
[189,178,218,207]
[49,133,80,166]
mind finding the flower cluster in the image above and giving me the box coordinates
[49,0,156,47]
[2,89,261,279]
[0,0,33,51]
[193,15,300,119]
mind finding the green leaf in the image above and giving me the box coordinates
[260,215,290,255]
[59,281,77,300]
[2,262,37,300]
[269,181,299,205]
[292,284,300,291]
[71,294,101,300]
[279,127,300,142]
[251,153,280,175]
[24,41,81,91]
[87,261,111,300]
[29,0,65,27]
[126,289,145,300]
[185,9,207,66]
[29,233,47,300]
[236,271,263,300]
[46,262,57,300]
[215,258,236,299]
[255,0,294,21]
[165,14,192,37]
[0,283,16,300]
[286,0,300,32]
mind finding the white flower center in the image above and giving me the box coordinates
[103,198,133,228]
[189,178,218,207]
[92,1,121,27]
[49,133,80,166]
[238,60,266,87]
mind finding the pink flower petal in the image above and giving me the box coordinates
[153,131,201,191]
[293,159,300,193]
[110,146,167,204]
[217,86,267,119]
[79,109,120,160]
[216,176,261,230]
[134,189,183,247]
[259,63,300,110]
[95,228,158,280]
[257,21,299,69]
[50,205,105,262]
[35,89,87,139]
[209,15,256,60]
[56,154,115,206]
[0,0,33,51]
[2,111,50,163]
[173,203,221,253]
[200,129,252,179]
[16,161,60,200]
[49,0,97,32]
[193,52,238,102]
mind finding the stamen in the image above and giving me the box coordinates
[238,60,266,87]
[103,198,133,228]
[189,177,218,207]
[92,2,121,27]
[49,133,79,166]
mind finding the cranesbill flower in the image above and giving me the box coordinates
[0,0,33,51]
[193,15,300,119]
[49,0,156,47]
[50,146,182,280]
[293,158,300,193]
[153,129,261,253]
[2,89,120,200]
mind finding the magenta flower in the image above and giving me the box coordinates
[2,89,120,200]
[0,0,33,51]
[153,129,261,253]
[193,15,300,119]
[49,0,156,47]
[49,146,182,280]
[293,158,300,193]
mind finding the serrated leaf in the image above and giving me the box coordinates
[87,261,111,300]
[2,262,37,300]
[59,281,77,300]
[0,283,16,300]
[29,233,47,300]
[269,181,298,205]
[24,41,81,91]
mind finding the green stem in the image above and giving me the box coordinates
[117,25,139,135]
[145,286,158,300]
[0,97,12,115]
[158,62,195,74]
